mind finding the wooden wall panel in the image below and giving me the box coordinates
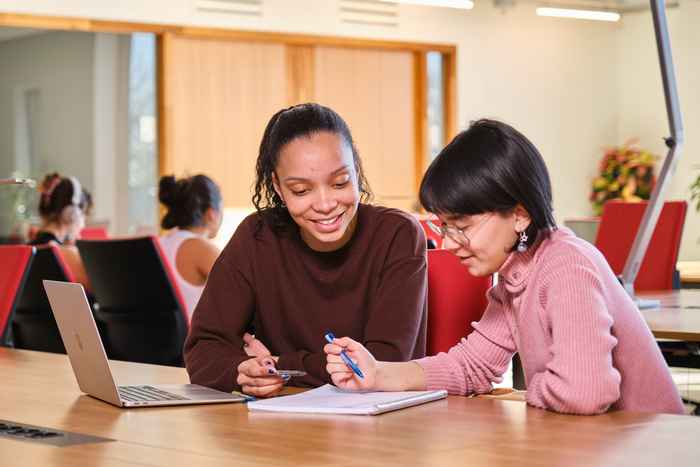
[413,51,428,195]
[313,47,415,211]
[286,45,314,105]
[443,51,457,144]
[162,35,287,207]
[162,36,441,213]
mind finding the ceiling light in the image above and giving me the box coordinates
[536,7,621,22]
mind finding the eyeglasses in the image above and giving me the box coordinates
[426,214,493,247]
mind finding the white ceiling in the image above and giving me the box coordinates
[524,0,680,12]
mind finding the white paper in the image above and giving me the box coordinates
[247,384,447,415]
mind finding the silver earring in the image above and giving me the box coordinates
[517,230,528,253]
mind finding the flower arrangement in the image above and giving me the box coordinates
[590,140,657,215]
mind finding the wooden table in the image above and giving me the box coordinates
[2,349,700,466]
[677,261,700,287]
[639,289,700,341]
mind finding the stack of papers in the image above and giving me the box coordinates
[247,384,447,415]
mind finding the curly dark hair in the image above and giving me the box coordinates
[252,103,372,234]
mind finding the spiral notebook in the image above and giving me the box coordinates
[247,384,447,415]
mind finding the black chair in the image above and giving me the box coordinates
[12,244,74,353]
[77,236,189,366]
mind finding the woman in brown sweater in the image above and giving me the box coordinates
[184,103,428,398]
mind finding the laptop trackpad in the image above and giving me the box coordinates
[156,384,244,400]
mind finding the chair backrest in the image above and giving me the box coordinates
[594,200,687,291]
[427,249,492,356]
[0,245,34,345]
[419,219,443,249]
[76,236,188,366]
[80,227,109,240]
[13,244,75,353]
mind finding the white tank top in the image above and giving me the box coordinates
[159,229,206,321]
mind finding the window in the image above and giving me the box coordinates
[127,33,157,232]
[426,51,445,161]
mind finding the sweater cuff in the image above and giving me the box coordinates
[524,372,548,410]
[229,355,255,391]
[186,348,252,393]
[415,354,467,395]
[276,352,303,373]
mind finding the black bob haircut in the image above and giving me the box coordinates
[419,119,557,250]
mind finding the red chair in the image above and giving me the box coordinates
[427,249,492,355]
[594,201,687,291]
[419,219,443,249]
[0,245,34,345]
[12,244,76,353]
[80,227,109,240]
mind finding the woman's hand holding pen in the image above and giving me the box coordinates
[324,337,377,391]
[237,356,284,398]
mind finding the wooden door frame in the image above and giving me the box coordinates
[0,11,457,203]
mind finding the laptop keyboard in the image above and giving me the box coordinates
[118,385,189,402]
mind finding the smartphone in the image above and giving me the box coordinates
[276,370,307,378]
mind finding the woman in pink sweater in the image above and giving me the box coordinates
[325,119,684,415]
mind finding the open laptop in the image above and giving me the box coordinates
[43,280,248,408]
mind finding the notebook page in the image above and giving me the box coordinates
[247,384,447,415]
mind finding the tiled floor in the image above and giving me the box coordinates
[670,367,700,415]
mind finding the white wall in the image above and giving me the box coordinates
[616,1,699,260]
[0,28,130,234]
[0,30,95,189]
[92,33,131,233]
[0,1,622,226]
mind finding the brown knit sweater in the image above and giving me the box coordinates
[184,204,428,392]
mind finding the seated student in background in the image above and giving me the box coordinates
[184,103,428,398]
[159,174,223,320]
[325,119,684,415]
[31,173,92,291]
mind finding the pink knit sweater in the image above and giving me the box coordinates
[416,228,684,415]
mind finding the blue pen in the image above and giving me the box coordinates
[324,332,365,379]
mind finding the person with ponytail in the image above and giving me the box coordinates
[31,172,92,290]
[158,174,223,320]
[184,103,428,398]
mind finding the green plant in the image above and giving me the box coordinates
[691,168,700,213]
[590,140,657,216]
